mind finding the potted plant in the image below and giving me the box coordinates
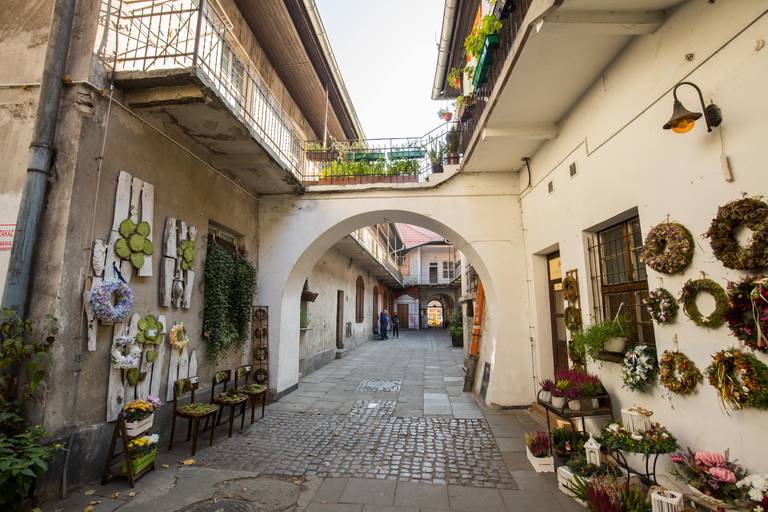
[670,448,746,508]
[447,306,463,346]
[306,142,339,162]
[539,379,554,402]
[446,128,460,164]
[455,95,476,121]
[437,108,453,122]
[122,434,158,474]
[550,427,589,460]
[447,67,462,90]
[123,397,158,436]
[464,15,502,88]
[551,379,570,408]
[428,142,445,174]
[525,431,554,473]
[571,315,629,360]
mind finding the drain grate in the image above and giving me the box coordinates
[176,499,258,512]
[356,380,401,392]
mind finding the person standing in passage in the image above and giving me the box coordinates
[392,311,400,338]
[380,309,389,340]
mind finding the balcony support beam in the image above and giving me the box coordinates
[211,154,272,168]
[482,124,559,141]
[536,10,665,36]
[124,85,207,108]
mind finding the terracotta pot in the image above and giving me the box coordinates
[443,112,453,121]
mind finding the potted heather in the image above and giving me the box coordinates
[539,379,555,402]
[525,431,554,473]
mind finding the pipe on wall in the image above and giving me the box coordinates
[431,0,460,100]
[1,0,78,316]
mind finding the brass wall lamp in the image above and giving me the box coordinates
[663,81,722,133]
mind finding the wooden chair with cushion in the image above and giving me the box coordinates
[209,370,248,438]
[169,376,218,456]
[234,365,268,424]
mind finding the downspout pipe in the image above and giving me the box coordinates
[1,0,78,317]
[431,0,459,100]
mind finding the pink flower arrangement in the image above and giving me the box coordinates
[696,451,726,468]
[147,395,161,408]
[710,467,737,483]
[670,448,746,505]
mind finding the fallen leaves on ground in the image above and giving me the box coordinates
[224,494,235,499]
[109,492,120,499]
[89,501,101,505]
[356,431,365,434]
[162,464,170,468]
[332,432,340,436]
[180,459,195,465]
[84,490,95,496]
[204,463,211,467]
[126,491,136,498]
[293,478,301,485]
[83,506,94,512]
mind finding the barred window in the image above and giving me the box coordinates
[587,217,655,347]
[355,276,364,323]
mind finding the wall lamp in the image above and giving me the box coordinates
[663,81,722,133]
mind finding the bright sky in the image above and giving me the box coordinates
[315,0,451,141]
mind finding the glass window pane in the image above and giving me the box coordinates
[555,317,566,341]
[554,290,564,315]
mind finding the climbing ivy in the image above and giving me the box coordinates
[229,258,256,350]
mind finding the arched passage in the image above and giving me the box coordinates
[258,174,532,406]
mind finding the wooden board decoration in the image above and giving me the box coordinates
[159,216,197,309]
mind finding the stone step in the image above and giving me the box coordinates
[335,348,349,359]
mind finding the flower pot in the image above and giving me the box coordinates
[442,112,453,122]
[432,164,444,174]
[306,149,339,162]
[526,447,554,473]
[446,153,460,165]
[603,337,627,353]
[568,399,581,411]
[122,448,156,474]
[125,414,153,437]
[591,398,599,409]
[552,396,566,408]
[451,335,463,347]
[540,390,551,402]
[687,485,734,509]
[458,105,474,121]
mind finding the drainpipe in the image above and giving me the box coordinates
[431,0,459,100]
[1,0,78,317]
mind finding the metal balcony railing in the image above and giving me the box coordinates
[303,123,462,185]
[459,0,532,155]
[105,0,304,175]
[350,228,403,283]
[402,268,460,286]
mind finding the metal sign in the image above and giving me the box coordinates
[0,225,15,250]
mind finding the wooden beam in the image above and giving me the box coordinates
[538,10,665,36]
[482,124,559,140]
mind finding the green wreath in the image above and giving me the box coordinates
[640,221,695,274]
[564,306,582,332]
[658,350,703,395]
[562,276,579,303]
[254,344,268,361]
[680,279,728,328]
[704,198,768,271]
[706,347,768,411]
[254,367,268,385]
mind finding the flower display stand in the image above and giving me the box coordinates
[526,447,554,473]
[124,414,153,437]
[101,413,156,488]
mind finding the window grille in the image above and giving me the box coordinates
[587,217,655,347]
[355,276,364,323]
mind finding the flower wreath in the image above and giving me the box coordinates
[644,288,679,324]
[705,347,768,411]
[91,278,132,322]
[169,322,189,350]
[253,367,268,385]
[622,345,657,392]
[680,279,728,329]
[111,335,142,369]
[564,306,582,332]
[725,275,768,352]
[562,276,579,303]
[640,221,695,274]
[254,308,268,322]
[704,197,768,271]
[658,350,703,395]
[254,344,268,361]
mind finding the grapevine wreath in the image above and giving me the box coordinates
[562,275,579,303]
[640,221,695,274]
[110,334,142,369]
[704,197,768,271]
[91,278,132,322]
[725,274,768,352]
[564,306,582,332]
[680,279,728,329]
[644,288,679,324]
[254,344,268,361]
[706,347,768,411]
[658,350,703,395]
[622,344,657,392]
[169,322,189,350]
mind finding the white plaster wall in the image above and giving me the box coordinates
[518,1,768,474]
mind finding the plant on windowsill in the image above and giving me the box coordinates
[306,142,339,162]
[464,15,502,88]
[571,314,630,364]
[455,95,476,122]
[428,142,445,174]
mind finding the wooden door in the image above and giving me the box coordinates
[336,290,344,348]
[397,304,409,328]
[547,252,568,370]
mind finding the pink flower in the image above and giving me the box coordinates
[695,451,726,468]
[670,455,684,463]
[709,467,736,483]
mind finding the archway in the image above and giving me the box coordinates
[427,299,444,327]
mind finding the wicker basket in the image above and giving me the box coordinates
[650,489,683,512]
[621,408,652,433]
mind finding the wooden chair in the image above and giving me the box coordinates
[234,365,268,424]
[168,377,218,456]
[209,370,248,438]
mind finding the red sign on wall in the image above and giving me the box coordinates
[0,225,16,250]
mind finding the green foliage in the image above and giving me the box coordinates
[0,309,57,401]
[136,315,163,345]
[447,307,463,338]
[446,128,460,153]
[549,427,588,453]
[116,219,153,268]
[428,143,445,165]
[0,425,65,509]
[464,15,502,59]
[566,455,621,478]
[570,316,628,361]
[447,67,462,89]
[437,108,451,119]
[323,157,419,178]
[300,310,311,329]
[179,240,197,271]
[455,95,476,109]
[203,244,255,366]
[620,485,651,512]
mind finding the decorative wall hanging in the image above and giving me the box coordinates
[564,306,582,332]
[562,275,579,303]
[680,278,728,329]
[644,288,679,324]
[115,219,154,269]
[169,322,189,350]
[621,345,657,392]
[136,315,163,345]
[110,335,142,369]
[658,350,703,395]
[91,278,133,322]
[640,221,695,274]
[706,347,768,412]
[725,275,768,352]
[704,197,768,271]
[252,306,269,394]
[159,217,198,309]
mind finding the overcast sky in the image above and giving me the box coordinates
[315,0,450,141]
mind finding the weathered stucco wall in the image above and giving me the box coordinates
[520,1,768,474]
[298,243,375,375]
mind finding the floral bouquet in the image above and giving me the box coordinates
[123,398,155,422]
[621,345,657,392]
[737,474,768,511]
[600,421,679,455]
[127,434,159,459]
[669,448,746,505]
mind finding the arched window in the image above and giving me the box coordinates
[355,276,364,323]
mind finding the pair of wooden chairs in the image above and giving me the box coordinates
[169,365,268,455]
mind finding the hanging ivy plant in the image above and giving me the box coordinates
[202,244,256,365]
